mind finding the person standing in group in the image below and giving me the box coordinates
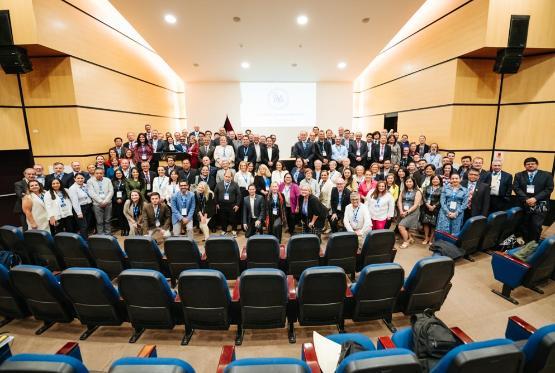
[164,170,181,203]
[13,167,37,230]
[111,169,129,236]
[484,160,513,213]
[297,185,327,238]
[123,190,146,236]
[195,181,216,241]
[133,132,153,165]
[254,164,272,197]
[68,173,93,238]
[214,170,241,237]
[437,173,468,236]
[461,168,490,221]
[44,178,74,234]
[171,180,196,238]
[152,166,169,203]
[358,170,378,203]
[142,192,171,241]
[344,192,372,241]
[265,182,287,242]
[243,184,266,238]
[420,175,443,245]
[22,180,50,232]
[279,173,301,236]
[86,168,114,235]
[366,181,395,230]
[271,161,288,184]
[397,177,423,248]
[329,178,351,233]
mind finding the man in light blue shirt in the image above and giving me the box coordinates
[86,168,114,235]
[423,143,442,168]
[171,180,196,238]
[331,137,348,163]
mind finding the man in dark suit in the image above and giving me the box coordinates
[348,132,369,167]
[63,161,89,188]
[461,168,490,221]
[484,160,513,213]
[109,137,128,159]
[200,156,218,178]
[406,162,423,187]
[292,131,314,166]
[261,137,280,169]
[139,161,157,196]
[44,162,69,190]
[329,178,352,233]
[462,156,489,183]
[417,135,430,157]
[150,130,167,153]
[142,192,171,240]
[236,135,256,166]
[242,184,266,237]
[164,156,183,177]
[371,135,392,164]
[214,170,242,236]
[123,131,136,150]
[13,168,37,230]
[313,130,332,166]
[513,157,554,242]
[178,159,197,185]
[198,137,215,164]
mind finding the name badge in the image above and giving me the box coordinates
[322,150,327,157]
[181,208,188,216]
[224,193,230,200]
[449,201,457,210]
[155,220,161,227]
[404,204,410,211]
[272,207,278,215]
[244,156,248,162]
[99,191,105,197]
[142,154,147,160]
[356,150,360,156]
[337,204,342,211]
[60,203,66,208]
[146,183,151,191]
[116,191,123,198]
[526,185,535,194]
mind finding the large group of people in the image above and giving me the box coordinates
[13,123,553,247]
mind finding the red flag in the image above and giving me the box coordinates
[224,115,234,133]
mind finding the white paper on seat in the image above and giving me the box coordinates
[313,331,341,373]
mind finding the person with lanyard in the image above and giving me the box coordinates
[242,184,266,238]
[264,182,286,242]
[237,135,256,166]
[278,173,301,236]
[13,167,37,231]
[22,180,50,232]
[313,160,323,182]
[164,170,181,203]
[87,167,114,235]
[461,168,490,221]
[371,134,391,165]
[125,167,146,199]
[297,185,326,238]
[216,159,236,183]
[123,190,146,236]
[423,143,442,168]
[299,168,320,198]
[214,170,241,237]
[397,176,424,248]
[485,160,513,213]
[235,161,254,196]
[436,173,468,236]
[420,164,436,190]
[142,192,171,242]
[420,175,443,245]
[513,157,554,242]
[170,180,196,238]
[331,136,349,163]
[195,181,217,241]
[318,170,334,234]
[68,173,93,238]
[353,165,365,187]
[358,169,377,203]
[152,166,169,203]
[344,192,372,242]
[271,161,288,185]
[33,164,46,187]
[111,169,129,236]
[179,159,197,185]
[44,178,74,234]
[214,136,236,169]
[328,160,341,185]
[290,157,305,185]
[262,136,279,170]
[133,133,153,165]
[314,130,332,166]
[140,161,157,197]
[194,165,216,192]
[366,180,395,230]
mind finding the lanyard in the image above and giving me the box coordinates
[353,206,360,221]
[38,193,45,202]
[133,204,139,218]
[272,194,278,207]
[154,206,160,220]
[97,180,103,192]
[243,146,249,156]
[528,172,535,184]
[224,183,230,193]
[158,177,165,189]
[242,174,249,185]
[180,193,188,207]
[58,192,65,205]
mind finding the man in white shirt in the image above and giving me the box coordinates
[252,134,263,166]
[343,192,372,242]
[214,136,236,168]
[86,168,114,235]
[331,136,348,163]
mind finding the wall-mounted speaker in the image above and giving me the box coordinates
[493,15,530,74]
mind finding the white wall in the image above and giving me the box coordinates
[185,81,352,151]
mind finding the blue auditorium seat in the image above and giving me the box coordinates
[0,353,88,372]
[434,216,487,260]
[109,357,195,373]
[336,348,420,373]
[0,264,28,327]
[88,234,129,279]
[224,357,310,373]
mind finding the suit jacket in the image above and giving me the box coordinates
[292,141,314,162]
[139,170,157,191]
[417,144,430,157]
[178,168,197,185]
[194,174,216,192]
[261,145,280,166]
[461,180,490,217]
[142,203,171,232]
[164,165,183,177]
[483,171,513,200]
[297,194,328,228]
[290,167,305,184]
[242,194,266,225]
[62,172,84,188]
[330,187,352,216]
[462,169,489,183]
[513,169,554,204]
[150,139,167,153]
[195,192,216,218]
[45,173,69,190]
[370,143,392,163]
[348,141,369,163]
[253,175,271,195]
[198,144,215,162]
[214,181,242,206]
[236,145,256,165]
[313,141,332,163]
[109,146,128,159]
[123,141,136,150]
[13,179,29,213]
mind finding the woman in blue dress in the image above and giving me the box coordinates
[436,173,468,235]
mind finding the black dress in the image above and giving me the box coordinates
[420,185,442,226]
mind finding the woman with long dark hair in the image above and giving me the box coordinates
[112,169,129,235]
[133,132,153,165]
[123,190,146,236]
[397,177,423,248]
[22,180,49,232]
[44,178,74,234]
[421,175,443,244]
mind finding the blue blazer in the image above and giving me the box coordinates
[171,192,196,224]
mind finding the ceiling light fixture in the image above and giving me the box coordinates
[193,63,199,67]
[233,16,241,22]
[337,61,347,69]
[296,15,308,25]
[164,14,177,24]
[362,17,370,23]
[291,63,298,67]
[241,61,250,69]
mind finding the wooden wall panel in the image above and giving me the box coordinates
[20,57,76,106]
[0,0,37,45]
[501,54,555,103]
[449,105,497,149]
[397,106,454,146]
[354,116,384,134]
[495,103,555,151]
[34,156,101,172]
[0,73,21,106]
[0,108,28,150]
[454,59,500,103]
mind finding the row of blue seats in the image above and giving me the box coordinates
[0,256,455,345]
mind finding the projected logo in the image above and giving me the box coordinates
[267,88,289,110]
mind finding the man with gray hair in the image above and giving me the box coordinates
[484,160,513,213]
[86,167,114,235]
[329,177,351,233]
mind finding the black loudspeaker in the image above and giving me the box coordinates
[493,15,530,74]
[0,10,14,46]
[0,46,33,74]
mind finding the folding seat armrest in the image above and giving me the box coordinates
[287,275,297,300]
[491,252,531,288]
[505,316,537,341]
[376,336,396,349]
[56,342,82,361]
[137,345,157,358]
[201,252,207,261]
[450,327,473,344]
[302,343,321,373]
[217,345,236,373]
[240,246,247,261]
[280,244,286,260]
[345,275,353,298]
[319,248,325,258]
[232,278,240,301]
[434,230,458,244]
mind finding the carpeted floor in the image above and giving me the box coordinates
[2,230,554,372]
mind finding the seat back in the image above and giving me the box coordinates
[239,269,287,329]
[178,269,231,330]
[164,237,201,283]
[124,237,164,273]
[0,225,30,263]
[457,216,487,255]
[118,269,177,329]
[401,256,454,315]
[246,235,280,269]
[523,235,555,288]
[500,207,524,241]
[297,266,346,326]
[23,230,65,271]
[522,324,555,373]
[205,237,240,279]
[88,235,128,279]
[351,263,404,321]
[0,264,28,319]
[480,211,508,251]
[286,234,321,278]
[109,357,195,373]
[325,232,358,275]
[432,338,523,373]
[55,233,96,268]
[60,268,125,326]
[0,354,89,373]
[336,348,421,373]
[360,230,396,267]
[225,358,310,373]
[9,265,74,323]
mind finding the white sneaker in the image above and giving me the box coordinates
[232,230,237,238]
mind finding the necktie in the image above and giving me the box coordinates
[467,184,475,208]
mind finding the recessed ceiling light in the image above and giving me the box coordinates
[362,17,370,23]
[337,61,347,69]
[239,43,244,48]
[298,44,303,48]
[291,63,298,67]
[233,16,241,22]
[164,14,177,24]
[296,15,308,25]
[241,61,250,69]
